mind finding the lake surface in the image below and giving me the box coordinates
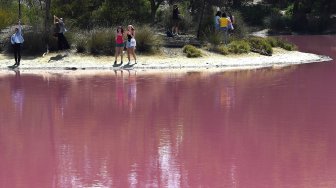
[0,35,335,188]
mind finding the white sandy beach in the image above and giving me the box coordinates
[0,48,332,75]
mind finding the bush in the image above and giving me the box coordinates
[183,45,202,58]
[205,28,222,47]
[87,28,115,55]
[158,6,193,33]
[73,33,88,53]
[264,12,292,33]
[136,25,162,53]
[266,37,297,51]
[216,45,229,55]
[227,40,250,54]
[230,11,249,39]
[246,37,273,56]
[0,8,16,30]
[239,4,277,26]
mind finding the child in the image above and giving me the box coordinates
[126,25,137,64]
[114,26,125,65]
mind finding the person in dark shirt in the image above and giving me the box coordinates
[54,15,70,51]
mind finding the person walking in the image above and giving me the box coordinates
[54,15,70,51]
[172,4,180,35]
[219,12,231,45]
[126,25,137,64]
[114,26,125,65]
[10,20,24,67]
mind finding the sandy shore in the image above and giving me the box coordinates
[0,48,332,75]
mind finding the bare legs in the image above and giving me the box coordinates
[114,47,123,64]
[127,47,137,64]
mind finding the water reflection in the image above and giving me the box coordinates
[1,35,336,188]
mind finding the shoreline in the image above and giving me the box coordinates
[0,48,332,75]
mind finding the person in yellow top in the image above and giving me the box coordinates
[219,12,231,45]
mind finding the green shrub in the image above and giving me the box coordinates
[136,25,162,53]
[205,28,222,47]
[183,45,202,58]
[228,40,250,54]
[87,28,115,55]
[0,8,16,30]
[216,45,229,55]
[230,11,249,39]
[73,32,88,53]
[266,37,297,51]
[246,37,273,56]
[158,6,193,32]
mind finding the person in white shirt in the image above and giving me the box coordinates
[54,15,70,51]
[10,20,24,67]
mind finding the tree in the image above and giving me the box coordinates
[149,0,165,22]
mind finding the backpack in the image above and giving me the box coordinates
[166,30,174,37]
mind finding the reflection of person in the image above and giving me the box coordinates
[10,20,24,67]
[172,4,180,35]
[126,25,137,64]
[11,70,24,116]
[54,15,70,51]
[127,71,137,113]
[114,26,125,65]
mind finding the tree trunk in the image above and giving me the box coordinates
[18,0,21,19]
[45,0,51,52]
[197,0,206,39]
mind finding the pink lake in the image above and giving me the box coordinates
[0,35,336,187]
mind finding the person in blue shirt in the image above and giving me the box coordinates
[10,20,24,67]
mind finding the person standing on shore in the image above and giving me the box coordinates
[126,25,137,64]
[114,26,125,65]
[214,11,222,31]
[54,15,70,51]
[10,20,24,67]
[172,4,180,35]
[219,12,231,45]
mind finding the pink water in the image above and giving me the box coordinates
[0,35,336,188]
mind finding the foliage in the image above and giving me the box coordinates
[73,33,88,53]
[266,37,297,51]
[157,5,193,32]
[246,37,273,56]
[227,40,250,54]
[238,4,277,26]
[183,44,202,58]
[136,25,162,53]
[204,28,222,47]
[264,12,292,33]
[216,45,230,55]
[87,28,115,55]
[230,10,249,39]
[0,8,16,30]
